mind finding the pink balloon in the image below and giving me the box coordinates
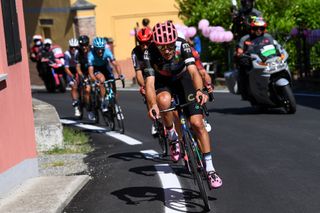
[130,29,136,36]
[216,32,225,43]
[209,32,218,42]
[224,31,234,42]
[202,27,211,38]
[198,19,209,30]
[215,26,225,32]
[187,27,197,38]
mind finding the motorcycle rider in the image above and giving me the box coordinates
[39,38,55,73]
[236,17,283,100]
[64,38,81,117]
[30,35,43,77]
[232,0,262,41]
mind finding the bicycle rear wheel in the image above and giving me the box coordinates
[184,132,210,211]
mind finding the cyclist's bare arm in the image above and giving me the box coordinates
[187,64,207,105]
[136,70,145,87]
[76,64,84,78]
[188,64,204,92]
[145,76,158,119]
[111,60,122,76]
[65,66,74,78]
[88,66,97,81]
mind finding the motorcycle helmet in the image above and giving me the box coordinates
[78,35,90,46]
[152,21,178,45]
[241,0,254,12]
[250,17,267,31]
[44,38,52,45]
[68,38,79,47]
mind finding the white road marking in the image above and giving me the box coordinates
[140,150,186,212]
[60,119,78,125]
[105,131,142,145]
[75,123,107,131]
[60,119,141,145]
[155,164,187,213]
[140,150,159,159]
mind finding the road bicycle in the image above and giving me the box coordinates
[91,78,125,133]
[152,110,168,157]
[159,95,212,211]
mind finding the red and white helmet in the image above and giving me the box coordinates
[136,27,153,43]
[152,21,178,45]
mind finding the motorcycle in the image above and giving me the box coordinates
[225,43,296,114]
[41,46,67,93]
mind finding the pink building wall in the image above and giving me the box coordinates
[0,0,37,174]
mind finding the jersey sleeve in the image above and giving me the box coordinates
[143,49,155,78]
[181,41,195,66]
[104,48,115,61]
[87,51,94,67]
[64,51,70,68]
[131,49,141,71]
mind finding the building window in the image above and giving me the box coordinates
[1,0,22,66]
[39,19,54,26]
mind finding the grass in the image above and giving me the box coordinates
[42,161,65,168]
[44,127,92,155]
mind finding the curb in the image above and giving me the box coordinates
[0,175,90,213]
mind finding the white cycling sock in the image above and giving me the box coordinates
[204,153,215,172]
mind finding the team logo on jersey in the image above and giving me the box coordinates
[182,43,191,53]
[143,50,149,60]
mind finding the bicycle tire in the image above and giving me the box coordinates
[90,90,100,124]
[113,100,125,134]
[156,121,168,156]
[184,132,210,211]
[102,107,114,130]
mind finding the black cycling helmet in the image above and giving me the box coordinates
[78,35,90,46]
[241,0,254,12]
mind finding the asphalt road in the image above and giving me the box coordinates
[32,89,320,213]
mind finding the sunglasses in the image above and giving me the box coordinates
[157,43,175,52]
[138,41,151,46]
[95,47,105,53]
[252,26,265,31]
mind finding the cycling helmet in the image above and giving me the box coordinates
[78,35,90,46]
[43,38,52,45]
[32,34,43,41]
[137,28,153,42]
[92,37,106,49]
[68,38,79,47]
[152,21,178,45]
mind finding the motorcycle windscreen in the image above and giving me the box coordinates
[260,45,277,58]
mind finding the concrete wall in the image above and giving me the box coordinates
[0,0,38,195]
[23,0,75,51]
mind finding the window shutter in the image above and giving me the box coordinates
[1,0,22,65]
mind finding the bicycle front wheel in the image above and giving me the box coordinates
[113,100,125,134]
[184,132,210,211]
[157,121,168,156]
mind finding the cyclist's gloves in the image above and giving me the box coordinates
[119,74,125,80]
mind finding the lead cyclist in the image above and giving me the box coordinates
[144,21,222,189]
